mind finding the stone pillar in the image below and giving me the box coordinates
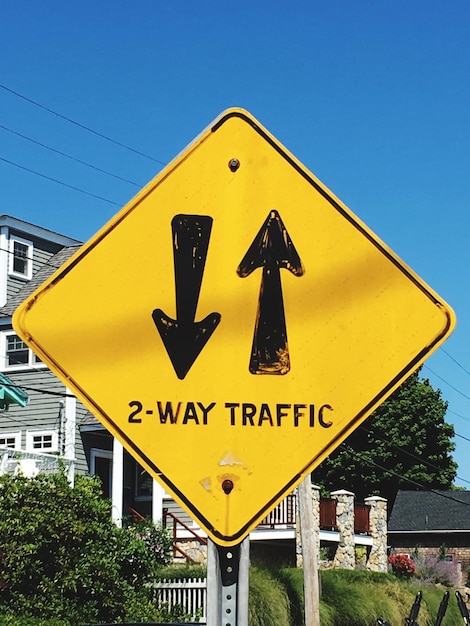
[331,490,355,569]
[296,484,321,568]
[365,496,388,572]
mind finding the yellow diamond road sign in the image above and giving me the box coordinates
[14,108,455,546]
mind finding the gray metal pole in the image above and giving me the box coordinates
[207,537,250,626]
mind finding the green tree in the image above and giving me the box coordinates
[0,471,171,625]
[312,369,457,506]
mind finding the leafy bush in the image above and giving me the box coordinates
[412,550,460,586]
[389,553,416,579]
[0,471,171,625]
[154,563,207,580]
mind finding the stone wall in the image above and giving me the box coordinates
[296,486,388,572]
[365,496,388,572]
[332,490,356,569]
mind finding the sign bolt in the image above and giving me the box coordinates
[222,479,234,494]
[228,158,240,172]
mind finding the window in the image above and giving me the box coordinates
[9,236,33,280]
[0,431,21,449]
[90,448,113,499]
[2,332,43,370]
[7,334,29,366]
[26,430,58,453]
[135,467,153,500]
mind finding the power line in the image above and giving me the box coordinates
[342,444,470,507]
[441,347,470,378]
[0,156,121,207]
[448,408,470,423]
[0,83,166,166]
[424,364,470,402]
[358,425,470,487]
[0,123,143,187]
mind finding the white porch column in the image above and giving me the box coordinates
[64,390,76,485]
[0,227,9,307]
[152,479,164,523]
[111,438,124,527]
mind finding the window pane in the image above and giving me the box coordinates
[0,437,16,448]
[13,242,28,275]
[7,335,29,366]
[33,434,53,449]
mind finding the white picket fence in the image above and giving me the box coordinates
[154,577,207,622]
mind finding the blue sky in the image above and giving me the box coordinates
[1,1,470,488]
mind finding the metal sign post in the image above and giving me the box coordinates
[207,538,249,626]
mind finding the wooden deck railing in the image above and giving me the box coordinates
[319,498,370,533]
[257,494,296,527]
[255,495,370,534]
[157,493,370,549]
[163,508,207,563]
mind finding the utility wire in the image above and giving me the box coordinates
[424,365,470,402]
[358,425,470,487]
[0,156,121,206]
[448,408,470,424]
[441,347,470,378]
[0,83,166,166]
[342,444,470,507]
[0,123,143,187]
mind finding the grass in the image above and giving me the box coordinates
[249,567,466,626]
[2,565,466,625]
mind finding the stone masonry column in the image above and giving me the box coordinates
[331,490,355,569]
[365,496,388,572]
[296,484,321,568]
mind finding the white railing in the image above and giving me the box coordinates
[258,493,296,528]
[154,577,207,622]
[0,447,73,477]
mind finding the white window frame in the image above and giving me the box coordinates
[1,331,46,371]
[26,430,58,453]
[0,431,21,449]
[8,236,33,280]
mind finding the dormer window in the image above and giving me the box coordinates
[9,236,33,280]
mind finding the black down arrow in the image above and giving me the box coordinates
[237,210,304,375]
[152,215,221,379]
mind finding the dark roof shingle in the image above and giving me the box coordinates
[0,245,82,318]
[389,490,470,532]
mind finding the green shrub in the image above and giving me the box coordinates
[412,549,460,586]
[0,471,171,625]
[154,563,207,580]
[389,553,416,579]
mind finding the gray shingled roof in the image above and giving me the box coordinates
[388,490,470,532]
[0,245,82,318]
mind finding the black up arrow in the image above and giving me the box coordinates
[152,215,221,380]
[237,210,304,375]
